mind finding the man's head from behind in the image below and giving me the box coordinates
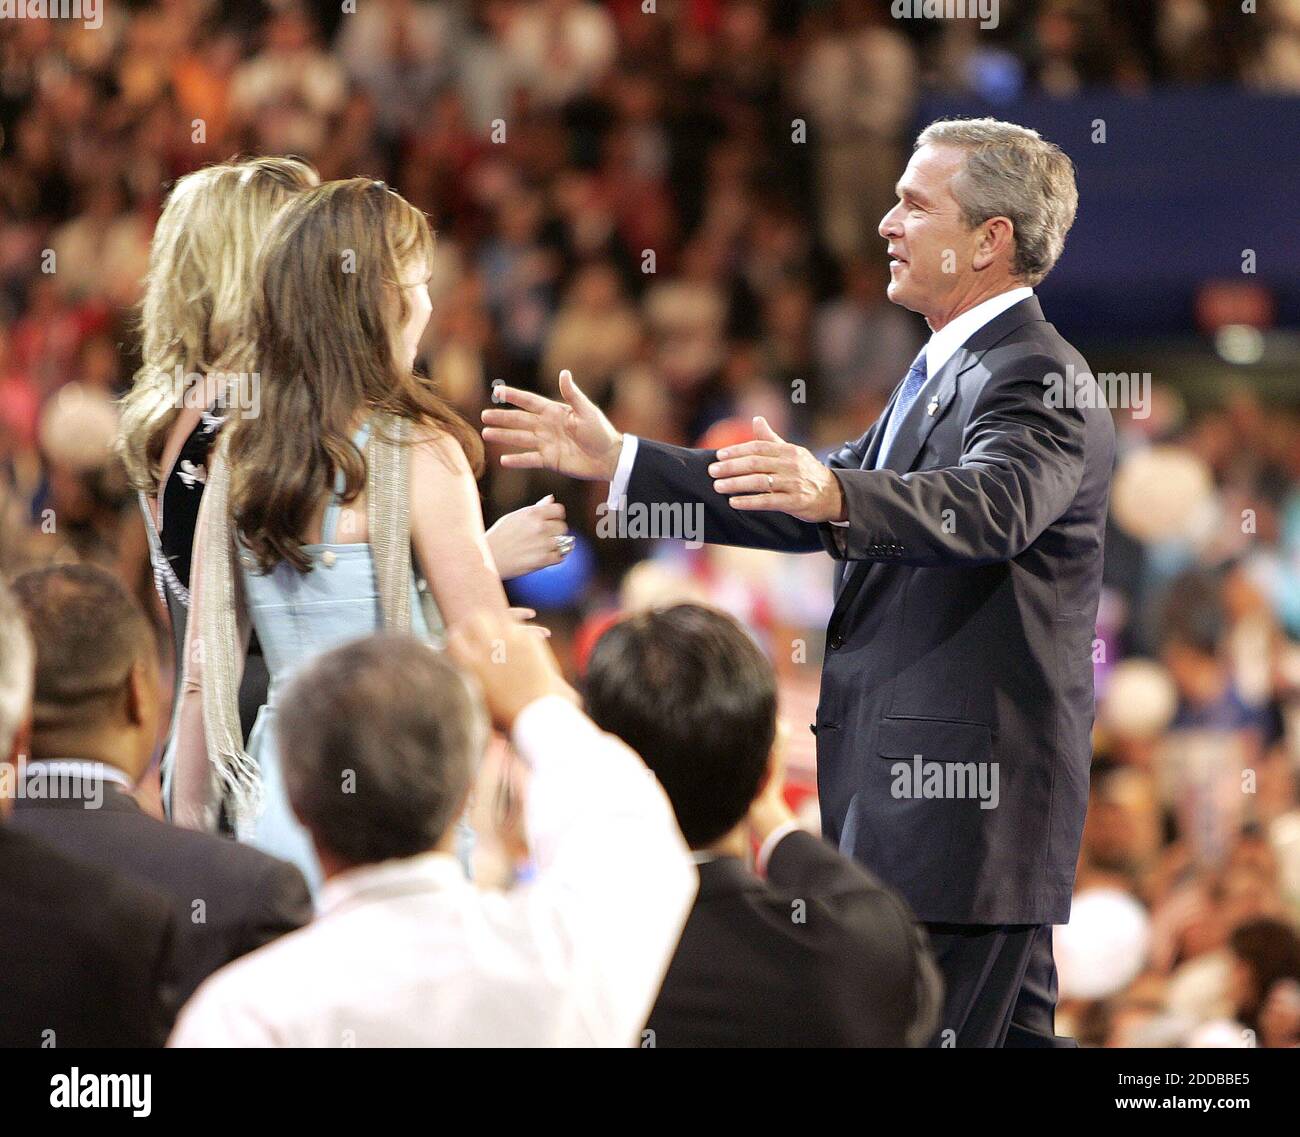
[10,564,161,781]
[880,117,1077,326]
[276,634,487,874]
[583,603,777,850]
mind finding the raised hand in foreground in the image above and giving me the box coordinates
[481,369,623,482]
[447,608,576,731]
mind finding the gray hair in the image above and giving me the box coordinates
[915,117,1078,286]
[0,578,34,760]
[276,633,488,867]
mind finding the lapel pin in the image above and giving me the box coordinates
[926,396,940,416]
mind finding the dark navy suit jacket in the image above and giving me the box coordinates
[623,296,1115,924]
[12,773,311,1003]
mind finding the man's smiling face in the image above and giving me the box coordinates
[878,144,983,325]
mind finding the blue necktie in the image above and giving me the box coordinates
[875,349,928,469]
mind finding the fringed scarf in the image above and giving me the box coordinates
[198,413,414,837]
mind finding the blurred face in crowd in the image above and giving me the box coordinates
[394,256,433,374]
[878,143,1013,330]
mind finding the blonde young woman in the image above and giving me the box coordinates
[173,179,527,889]
[120,160,569,820]
[121,158,322,672]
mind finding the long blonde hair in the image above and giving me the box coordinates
[227,178,483,575]
[118,156,320,493]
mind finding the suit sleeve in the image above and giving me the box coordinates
[766,830,943,1047]
[243,858,313,955]
[135,899,182,1047]
[625,436,869,554]
[826,354,1087,566]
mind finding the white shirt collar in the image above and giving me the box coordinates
[923,286,1034,380]
[318,851,469,918]
[22,759,134,791]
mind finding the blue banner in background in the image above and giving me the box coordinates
[916,92,1300,336]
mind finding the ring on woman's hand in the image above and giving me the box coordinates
[554,534,576,556]
[766,474,775,491]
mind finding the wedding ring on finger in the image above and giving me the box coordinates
[554,534,576,557]
[766,474,775,491]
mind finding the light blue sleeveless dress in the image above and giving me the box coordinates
[233,420,463,893]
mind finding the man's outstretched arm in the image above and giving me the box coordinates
[708,361,1087,567]
[620,435,826,552]
[483,369,869,555]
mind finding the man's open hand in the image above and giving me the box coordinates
[709,417,847,523]
[482,369,623,482]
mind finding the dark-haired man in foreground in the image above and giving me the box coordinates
[585,603,941,1047]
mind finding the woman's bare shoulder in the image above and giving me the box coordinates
[407,418,472,472]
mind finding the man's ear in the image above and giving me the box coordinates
[125,656,155,727]
[11,715,31,765]
[973,215,1015,272]
[751,746,780,805]
[2,717,32,820]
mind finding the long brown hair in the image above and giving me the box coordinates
[119,156,319,492]
[227,178,483,574]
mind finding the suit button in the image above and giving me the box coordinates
[829,633,844,649]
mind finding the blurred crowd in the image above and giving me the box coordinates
[1,0,1299,1047]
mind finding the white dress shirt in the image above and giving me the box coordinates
[606,286,1035,513]
[168,696,696,1048]
[917,286,1032,381]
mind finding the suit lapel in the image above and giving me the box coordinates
[872,351,963,475]
[831,296,1047,614]
[861,386,900,471]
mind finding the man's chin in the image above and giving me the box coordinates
[885,279,921,314]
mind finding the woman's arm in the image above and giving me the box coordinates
[155,405,206,525]
[410,433,512,626]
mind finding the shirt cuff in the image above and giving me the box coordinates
[511,694,594,767]
[605,434,639,511]
[755,821,802,876]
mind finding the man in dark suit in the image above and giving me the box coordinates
[484,118,1115,1045]
[0,578,178,1047]
[9,564,312,1004]
[584,603,940,1047]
